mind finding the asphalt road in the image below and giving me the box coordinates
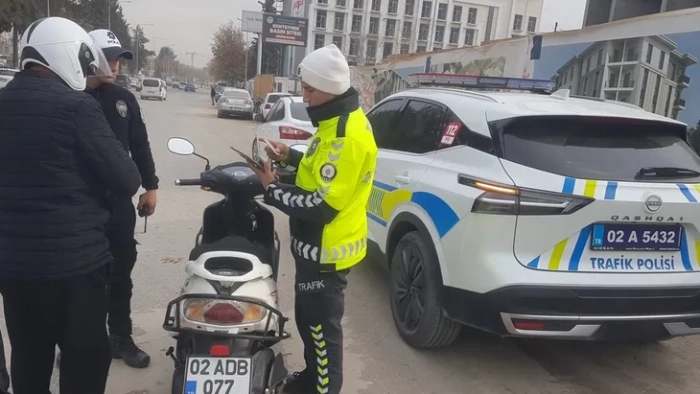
[4,88,700,394]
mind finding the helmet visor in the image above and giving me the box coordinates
[84,36,113,78]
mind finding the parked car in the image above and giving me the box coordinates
[213,86,230,103]
[0,68,18,89]
[179,81,186,90]
[259,92,292,118]
[253,97,314,160]
[217,88,254,119]
[364,73,700,347]
[140,78,167,101]
[184,83,196,92]
[172,81,180,89]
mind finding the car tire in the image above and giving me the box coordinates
[389,231,462,349]
[217,111,223,118]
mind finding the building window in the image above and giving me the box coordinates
[592,70,600,97]
[513,14,523,31]
[369,17,379,34]
[371,0,381,12]
[417,45,426,53]
[664,85,673,116]
[337,0,346,6]
[367,40,377,59]
[353,0,363,9]
[332,36,343,49]
[527,16,537,32]
[419,23,429,40]
[581,77,588,95]
[402,21,412,38]
[405,0,415,15]
[434,25,444,42]
[586,57,591,73]
[449,27,459,44]
[349,38,360,56]
[452,5,462,22]
[383,42,394,58]
[652,74,662,112]
[400,44,409,53]
[597,48,603,66]
[351,15,362,32]
[318,0,328,4]
[421,1,432,18]
[385,19,396,36]
[639,68,649,108]
[467,7,477,24]
[314,34,325,49]
[316,10,327,28]
[437,3,447,20]
[464,28,476,46]
[334,12,346,30]
[646,43,653,63]
[671,63,678,80]
[388,0,398,13]
[659,51,665,70]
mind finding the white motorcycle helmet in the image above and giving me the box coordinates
[20,17,113,91]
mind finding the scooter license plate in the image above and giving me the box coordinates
[184,357,252,394]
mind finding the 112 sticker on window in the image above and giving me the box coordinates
[440,122,461,146]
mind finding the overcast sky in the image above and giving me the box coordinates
[120,0,587,68]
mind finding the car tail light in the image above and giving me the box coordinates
[247,100,253,106]
[183,299,267,325]
[459,175,593,216]
[265,104,271,109]
[279,126,313,140]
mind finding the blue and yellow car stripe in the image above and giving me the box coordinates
[366,180,459,238]
[561,177,618,200]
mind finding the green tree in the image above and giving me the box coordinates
[0,0,43,67]
[209,21,246,84]
[154,46,176,78]
[131,25,154,73]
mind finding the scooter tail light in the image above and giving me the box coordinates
[279,126,313,140]
[183,299,268,326]
[210,345,230,357]
[203,303,244,324]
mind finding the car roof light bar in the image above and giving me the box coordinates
[407,73,555,93]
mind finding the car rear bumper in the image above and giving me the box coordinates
[218,108,253,116]
[443,284,700,341]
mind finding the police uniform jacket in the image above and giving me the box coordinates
[263,88,378,272]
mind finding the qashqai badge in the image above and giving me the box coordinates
[644,195,663,213]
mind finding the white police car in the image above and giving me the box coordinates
[366,73,700,348]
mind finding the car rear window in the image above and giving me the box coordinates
[143,79,159,87]
[268,94,291,103]
[290,103,310,121]
[224,91,250,99]
[497,116,700,182]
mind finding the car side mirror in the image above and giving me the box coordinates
[254,113,265,123]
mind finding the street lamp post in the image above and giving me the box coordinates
[132,24,154,75]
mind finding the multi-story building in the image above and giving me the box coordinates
[554,35,697,119]
[0,31,13,68]
[584,0,700,27]
[282,0,543,74]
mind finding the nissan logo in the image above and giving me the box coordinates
[644,195,663,213]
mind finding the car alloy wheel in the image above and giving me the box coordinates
[393,244,426,332]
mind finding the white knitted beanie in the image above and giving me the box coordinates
[298,44,351,95]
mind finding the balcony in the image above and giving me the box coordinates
[680,75,691,87]
[675,98,686,109]
[609,53,639,64]
[605,79,635,90]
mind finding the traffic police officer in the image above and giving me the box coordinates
[249,44,378,394]
[86,29,159,368]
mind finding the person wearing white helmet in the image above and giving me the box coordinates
[0,16,141,394]
[56,28,157,370]
[249,44,378,394]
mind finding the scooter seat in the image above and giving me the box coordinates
[189,236,273,267]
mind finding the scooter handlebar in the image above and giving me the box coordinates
[174,178,202,186]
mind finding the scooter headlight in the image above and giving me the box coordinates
[183,298,268,326]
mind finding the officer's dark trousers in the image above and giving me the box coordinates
[0,265,112,394]
[294,260,348,394]
[108,200,138,337]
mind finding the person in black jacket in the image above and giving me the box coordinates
[85,29,159,368]
[211,84,217,105]
[0,17,141,394]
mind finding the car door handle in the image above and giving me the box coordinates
[395,175,411,184]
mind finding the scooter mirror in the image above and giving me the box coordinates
[168,137,195,156]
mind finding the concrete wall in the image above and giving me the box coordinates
[612,0,662,21]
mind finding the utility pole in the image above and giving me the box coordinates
[47,0,50,17]
[185,52,200,68]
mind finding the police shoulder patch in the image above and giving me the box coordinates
[320,163,337,182]
[116,100,128,117]
[139,107,146,124]
[306,137,320,157]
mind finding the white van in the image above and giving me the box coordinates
[140,78,167,101]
